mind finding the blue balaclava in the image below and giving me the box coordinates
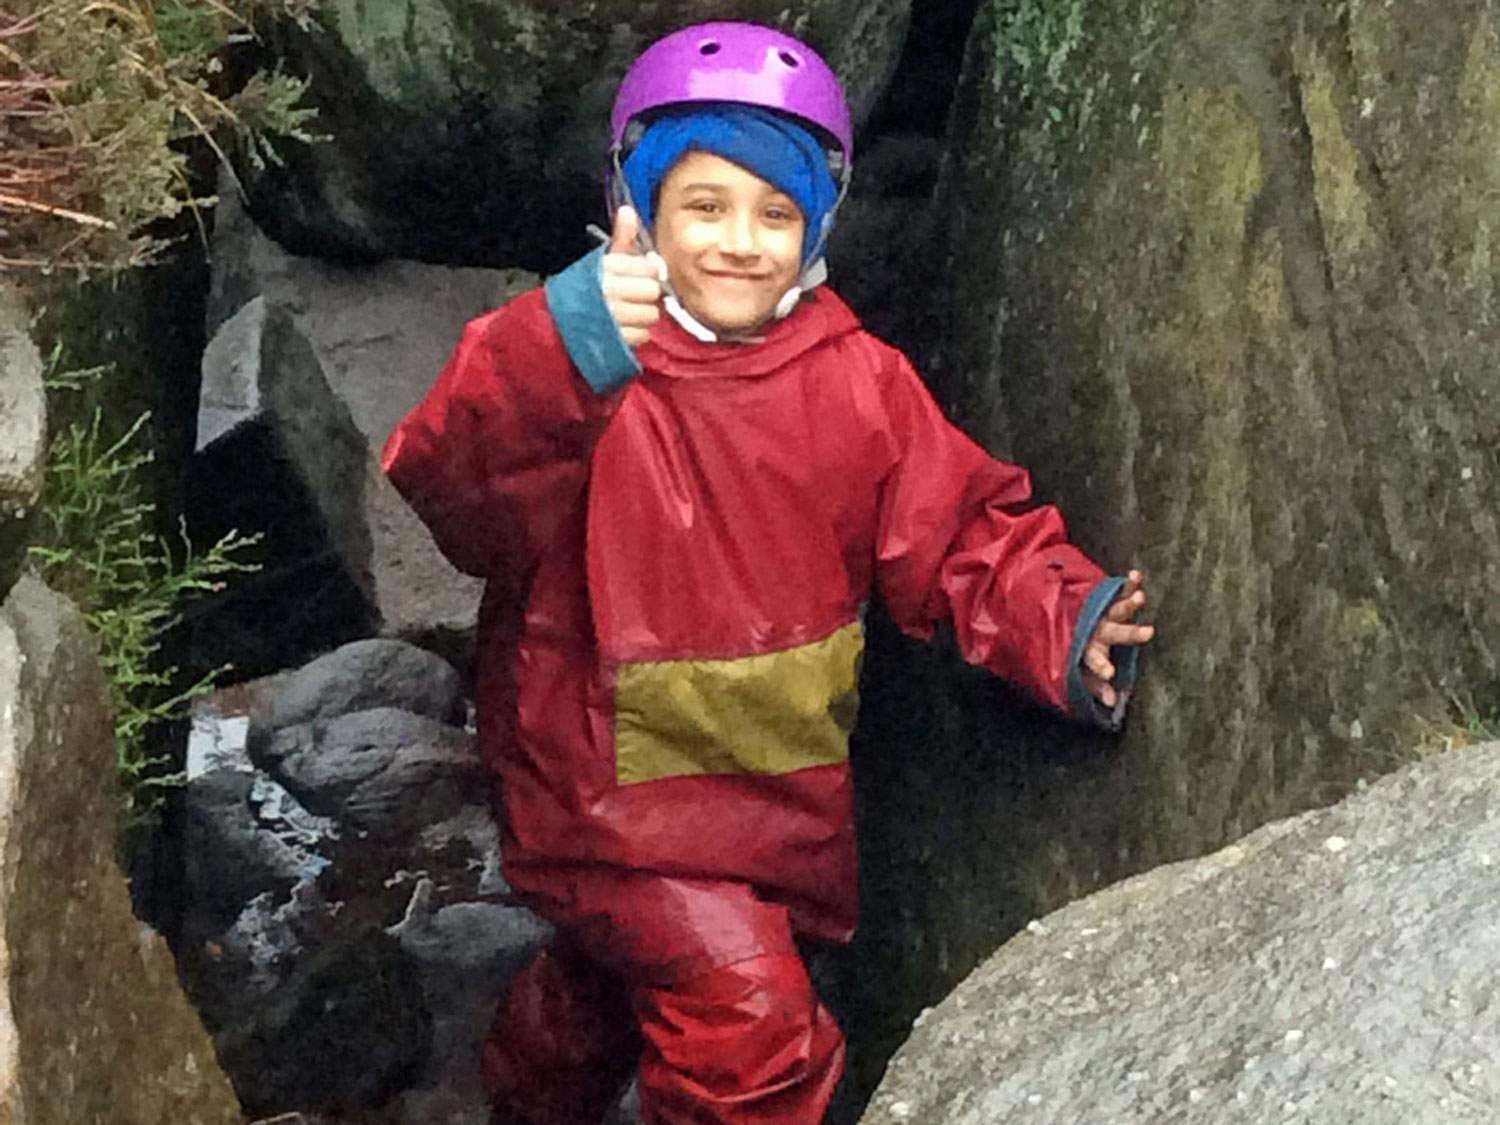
[621,105,840,267]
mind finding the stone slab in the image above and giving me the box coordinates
[207,180,532,662]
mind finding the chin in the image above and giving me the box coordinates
[688,296,778,334]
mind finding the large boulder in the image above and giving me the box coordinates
[244,1,912,268]
[0,575,241,1123]
[863,741,1500,1124]
[0,287,44,602]
[845,0,1500,1097]
[201,183,529,665]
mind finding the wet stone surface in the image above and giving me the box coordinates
[863,742,1500,1124]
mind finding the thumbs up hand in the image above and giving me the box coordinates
[601,205,663,349]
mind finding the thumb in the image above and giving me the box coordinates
[610,205,642,255]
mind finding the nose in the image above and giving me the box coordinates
[719,211,758,257]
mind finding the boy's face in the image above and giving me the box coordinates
[652,151,806,334]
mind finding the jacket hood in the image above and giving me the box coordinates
[635,288,862,379]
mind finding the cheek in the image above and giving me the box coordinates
[774,233,805,279]
[656,218,710,273]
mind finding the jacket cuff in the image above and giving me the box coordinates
[544,245,642,394]
[1065,575,1141,731]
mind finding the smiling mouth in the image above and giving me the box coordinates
[704,271,770,281]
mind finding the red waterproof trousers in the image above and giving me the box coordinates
[482,875,844,1125]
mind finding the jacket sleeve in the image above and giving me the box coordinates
[872,351,1135,727]
[380,247,640,578]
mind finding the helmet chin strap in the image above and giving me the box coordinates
[603,147,844,345]
[658,255,830,343]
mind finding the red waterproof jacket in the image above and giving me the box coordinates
[383,263,1116,948]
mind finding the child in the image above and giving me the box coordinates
[382,21,1153,1125]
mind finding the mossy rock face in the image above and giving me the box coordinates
[248,0,910,269]
[846,0,1500,1104]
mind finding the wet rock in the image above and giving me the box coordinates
[826,132,946,361]
[258,637,465,732]
[864,742,1500,1124]
[182,768,329,933]
[184,879,335,1036]
[178,636,512,1118]
[417,803,508,900]
[190,295,376,675]
[0,575,241,1122]
[215,924,430,1118]
[0,286,44,601]
[387,880,553,1122]
[243,1,911,268]
[255,707,483,840]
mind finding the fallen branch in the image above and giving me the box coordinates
[0,189,115,227]
[0,14,41,40]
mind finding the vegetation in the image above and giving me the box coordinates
[1411,692,1500,759]
[28,354,260,823]
[3,0,316,817]
[0,0,319,271]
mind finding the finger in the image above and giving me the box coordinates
[602,273,664,304]
[1095,620,1156,647]
[610,301,661,329]
[1082,671,1117,709]
[610,205,642,255]
[1105,587,1147,623]
[620,326,651,347]
[1084,643,1115,682]
[602,251,660,279]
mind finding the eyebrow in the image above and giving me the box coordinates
[675,182,795,203]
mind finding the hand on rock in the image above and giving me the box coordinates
[602,205,663,349]
[1081,569,1155,709]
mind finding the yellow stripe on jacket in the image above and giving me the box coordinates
[613,622,863,785]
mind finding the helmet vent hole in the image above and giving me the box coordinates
[699,41,721,55]
[778,49,801,68]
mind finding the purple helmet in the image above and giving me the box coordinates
[611,22,853,169]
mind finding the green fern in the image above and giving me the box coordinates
[28,355,261,824]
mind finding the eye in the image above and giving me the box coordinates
[777,49,801,68]
[699,40,721,55]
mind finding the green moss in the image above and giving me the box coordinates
[1298,44,1376,273]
